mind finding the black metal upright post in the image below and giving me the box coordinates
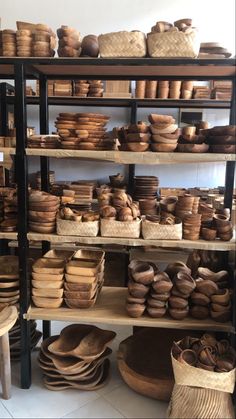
[14,63,31,389]
[0,83,10,187]
[39,74,51,339]
[224,77,236,211]
[127,101,137,195]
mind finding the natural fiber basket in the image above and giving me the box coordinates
[56,218,99,237]
[142,218,182,240]
[100,218,141,238]
[147,30,200,58]
[98,31,146,57]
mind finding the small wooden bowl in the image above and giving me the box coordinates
[125,142,149,152]
[190,305,209,319]
[195,279,218,297]
[147,298,166,308]
[169,307,189,320]
[211,289,230,305]
[210,309,231,322]
[128,280,149,298]
[147,306,166,318]
[201,228,217,241]
[190,292,210,306]
[151,143,177,152]
[178,349,197,366]
[168,296,188,309]
[126,303,146,318]
[32,296,63,308]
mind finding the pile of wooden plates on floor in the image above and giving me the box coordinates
[27,134,60,149]
[31,256,66,308]
[149,114,179,152]
[28,190,60,233]
[10,320,42,362]
[133,176,159,201]
[38,324,116,391]
[0,256,19,310]
[55,112,111,150]
[64,250,105,309]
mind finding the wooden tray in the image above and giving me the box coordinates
[32,258,65,274]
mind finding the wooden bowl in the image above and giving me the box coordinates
[29,224,55,234]
[152,135,178,144]
[151,143,177,152]
[210,309,231,322]
[43,249,74,260]
[129,261,154,285]
[174,271,196,296]
[31,272,64,281]
[197,267,229,283]
[32,258,65,274]
[126,133,151,143]
[152,273,173,294]
[168,296,188,309]
[210,144,236,154]
[64,297,97,309]
[165,262,191,279]
[32,288,64,298]
[125,142,149,152]
[128,280,149,298]
[32,279,64,289]
[147,306,167,318]
[190,292,210,306]
[32,296,63,308]
[126,295,146,304]
[146,298,166,308]
[66,260,99,276]
[169,307,189,320]
[190,305,209,319]
[211,289,230,305]
[195,279,218,297]
[177,143,209,153]
[201,228,217,241]
[47,324,116,360]
[126,303,145,318]
[150,292,170,302]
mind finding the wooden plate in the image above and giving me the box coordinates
[0,280,20,289]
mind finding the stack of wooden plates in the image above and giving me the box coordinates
[74,81,90,97]
[10,320,42,361]
[2,30,16,57]
[88,80,104,97]
[31,257,66,308]
[64,250,105,309]
[28,190,60,233]
[69,182,93,201]
[133,176,159,200]
[55,112,111,150]
[28,135,60,149]
[0,256,19,309]
[38,324,115,391]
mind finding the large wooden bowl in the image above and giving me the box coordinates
[117,328,198,401]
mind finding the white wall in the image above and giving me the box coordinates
[1,0,235,188]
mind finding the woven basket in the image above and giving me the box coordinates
[142,218,182,240]
[147,30,200,58]
[98,31,146,57]
[100,218,141,238]
[56,218,99,237]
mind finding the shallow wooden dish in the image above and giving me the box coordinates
[151,143,177,152]
[32,296,63,308]
[0,295,19,303]
[31,272,64,281]
[64,286,97,300]
[125,142,149,152]
[65,273,97,284]
[32,288,64,298]
[32,258,65,274]
[64,281,96,291]
[73,249,105,262]
[29,224,55,234]
[177,143,209,153]
[32,279,64,289]
[66,260,99,277]
[43,249,74,260]
[0,280,20,289]
[64,294,97,309]
[48,324,116,360]
[117,328,184,401]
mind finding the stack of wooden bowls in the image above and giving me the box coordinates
[175,194,195,219]
[68,182,93,202]
[214,214,233,241]
[27,134,60,149]
[10,320,42,362]
[38,324,115,390]
[150,271,173,318]
[203,125,236,154]
[181,81,193,99]
[57,26,81,57]
[177,125,209,153]
[74,81,90,97]
[149,113,180,152]
[169,270,196,320]
[16,29,33,57]
[88,80,104,97]
[31,257,66,308]
[33,24,55,57]
[28,191,60,233]
[64,250,105,309]
[118,121,150,152]
[133,176,159,202]
[183,214,202,240]
[198,202,215,222]
[0,256,19,310]
[2,30,16,57]
[169,81,182,99]
[157,81,169,99]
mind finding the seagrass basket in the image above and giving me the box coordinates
[147,30,200,58]
[98,31,146,57]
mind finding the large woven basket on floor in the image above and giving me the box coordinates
[56,218,99,237]
[142,218,182,240]
[98,31,146,57]
[147,30,200,58]
[100,218,141,238]
[167,346,236,419]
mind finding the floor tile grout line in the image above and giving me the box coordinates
[0,400,14,418]
[60,393,101,418]
[99,394,127,418]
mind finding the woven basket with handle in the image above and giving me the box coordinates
[98,31,146,57]
[147,30,200,58]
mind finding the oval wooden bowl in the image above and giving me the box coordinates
[32,288,64,298]
[31,272,64,281]
[32,279,64,289]
[47,324,116,360]
[32,296,63,308]
[32,258,65,274]
[66,260,99,277]
[151,143,177,152]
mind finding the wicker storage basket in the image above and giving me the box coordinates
[56,218,99,237]
[98,31,146,57]
[100,218,141,238]
[167,350,235,418]
[147,30,200,58]
[142,218,182,240]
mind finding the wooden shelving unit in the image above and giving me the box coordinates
[24,287,234,333]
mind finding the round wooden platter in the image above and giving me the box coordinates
[117,328,201,401]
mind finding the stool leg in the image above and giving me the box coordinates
[0,333,11,399]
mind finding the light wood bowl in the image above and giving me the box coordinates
[32,288,63,298]
[32,279,64,289]
[32,296,63,308]
[32,258,65,274]
[66,260,99,277]
[32,272,64,281]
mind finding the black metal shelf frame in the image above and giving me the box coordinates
[0,58,235,389]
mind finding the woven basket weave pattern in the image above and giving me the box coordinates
[147,30,200,58]
[100,218,141,238]
[98,31,146,57]
[56,218,99,237]
[142,219,182,240]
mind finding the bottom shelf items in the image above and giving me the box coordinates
[24,287,234,333]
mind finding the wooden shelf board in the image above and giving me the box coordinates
[0,148,16,155]
[24,286,234,333]
[27,232,235,251]
[25,149,236,164]
[0,232,17,240]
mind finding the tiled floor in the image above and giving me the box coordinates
[0,322,168,418]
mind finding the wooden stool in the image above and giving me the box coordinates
[0,306,18,399]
